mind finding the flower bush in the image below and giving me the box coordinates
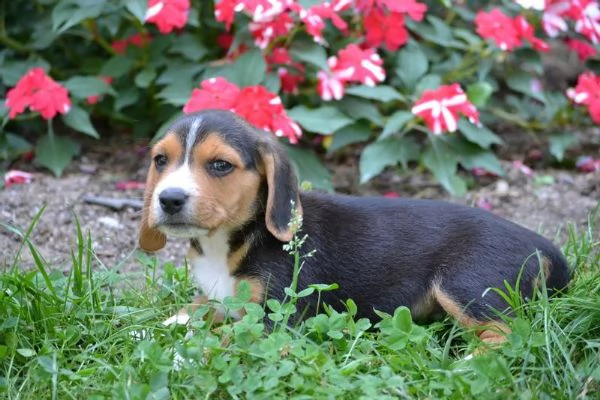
[0,0,598,192]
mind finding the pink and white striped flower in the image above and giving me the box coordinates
[411,84,480,135]
[317,70,345,101]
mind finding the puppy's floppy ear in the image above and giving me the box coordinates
[139,167,166,252]
[258,137,303,242]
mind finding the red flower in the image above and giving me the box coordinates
[5,67,71,120]
[542,0,570,37]
[514,15,550,51]
[363,8,409,51]
[183,78,301,143]
[145,0,190,34]
[385,0,427,21]
[331,44,386,87]
[475,9,522,51]
[4,170,33,187]
[317,70,345,101]
[217,33,234,50]
[183,77,240,113]
[566,38,597,60]
[576,156,600,172]
[214,0,239,30]
[243,0,291,22]
[112,33,151,55]
[290,1,349,43]
[569,0,600,44]
[249,12,294,49]
[356,0,427,20]
[87,76,113,105]
[269,111,302,144]
[567,71,600,123]
[233,86,282,130]
[411,84,479,134]
[215,0,291,29]
[266,48,305,94]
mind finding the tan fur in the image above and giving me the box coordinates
[411,288,438,320]
[139,133,183,251]
[228,241,252,274]
[533,256,552,291]
[259,149,303,242]
[189,133,262,232]
[432,283,511,346]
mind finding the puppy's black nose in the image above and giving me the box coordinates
[159,188,188,215]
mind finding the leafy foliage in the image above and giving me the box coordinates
[0,0,597,190]
[0,208,599,398]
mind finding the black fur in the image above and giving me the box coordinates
[237,192,570,325]
[168,110,571,327]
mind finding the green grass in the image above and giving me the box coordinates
[1,209,599,400]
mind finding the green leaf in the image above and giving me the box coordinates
[344,85,403,102]
[37,355,58,374]
[16,348,36,358]
[336,97,383,126]
[0,59,50,86]
[51,0,106,33]
[408,16,453,46]
[115,87,140,111]
[422,139,466,196]
[290,41,328,70]
[100,56,134,78]
[156,60,204,85]
[414,74,442,96]
[62,76,115,99]
[0,133,32,162]
[467,82,494,107]
[458,120,503,149]
[328,121,372,153]
[62,106,99,138]
[135,67,157,89]
[287,106,353,135]
[460,151,504,177]
[263,72,281,93]
[380,111,414,139]
[35,134,80,177]
[395,43,429,90]
[505,70,545,102]
[285,145,332,191]
[168,34,208,61]
[359,137,419,183]
[156,83,193,106]
[152,111,185,142]
[124,0,146,23]
[549,133,579,162]
[392,307,413,332]
[446,138,505,176]
[231,48,266,87]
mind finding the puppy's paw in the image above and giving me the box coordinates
[163,312,191,326]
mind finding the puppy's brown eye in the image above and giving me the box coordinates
[154,155,168,169]
[207,160,233,176]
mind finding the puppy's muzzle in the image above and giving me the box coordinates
[159,188,189,215]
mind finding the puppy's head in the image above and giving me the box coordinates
[139,109,302,252]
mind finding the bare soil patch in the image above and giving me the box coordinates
[1,134,598,273]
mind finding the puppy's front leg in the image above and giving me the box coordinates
[163,295,212,326]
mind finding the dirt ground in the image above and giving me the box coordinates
[1,130,599,273]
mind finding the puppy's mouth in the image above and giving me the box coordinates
[157,222,209,238]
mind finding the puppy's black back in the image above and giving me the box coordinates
[240,191,570,324]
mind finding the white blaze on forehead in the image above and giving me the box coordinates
[152,117,204,223]
[185,117,202,164]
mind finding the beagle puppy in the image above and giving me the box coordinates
[139,109,570,344]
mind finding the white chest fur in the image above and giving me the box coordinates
[189,229,237,303]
